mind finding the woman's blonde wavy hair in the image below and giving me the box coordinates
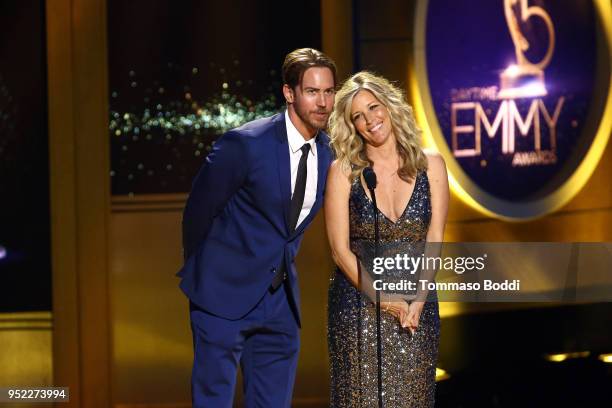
[328,71,427,182]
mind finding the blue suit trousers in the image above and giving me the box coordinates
[189,284,300,407]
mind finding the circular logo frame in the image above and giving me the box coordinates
[411,0,612,221]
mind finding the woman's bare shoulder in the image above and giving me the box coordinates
[423,148,446,176]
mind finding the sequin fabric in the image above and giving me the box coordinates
[328,170,440,407]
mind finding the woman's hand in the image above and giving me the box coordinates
[382,301,409,325]
[403,301,425,335]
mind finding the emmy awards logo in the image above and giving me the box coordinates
[450,0,564,166]
[498,0,555,99]
[421,0,603,217]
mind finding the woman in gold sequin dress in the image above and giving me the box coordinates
[325,72,449,407]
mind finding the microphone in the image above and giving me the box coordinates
[363,167,379,242]
[363,167,377,191]
[364,166,384,408]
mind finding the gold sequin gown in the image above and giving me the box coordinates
[328,171,440,407]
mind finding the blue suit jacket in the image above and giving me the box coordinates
[177,112,333,326]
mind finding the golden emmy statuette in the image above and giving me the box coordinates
[498,0,555,99]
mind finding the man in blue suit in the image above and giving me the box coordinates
[178,48,336,407]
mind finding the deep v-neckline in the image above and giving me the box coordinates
[359,171,420,225]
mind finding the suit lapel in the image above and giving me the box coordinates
[315,135,329,200]
[274,115,292,234]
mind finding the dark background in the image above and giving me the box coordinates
[0,0,50,312]
[108,0,322,195]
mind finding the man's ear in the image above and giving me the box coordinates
[282,84,295,104]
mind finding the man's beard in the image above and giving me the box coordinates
[297,108,330,131]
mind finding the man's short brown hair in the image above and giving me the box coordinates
[282,48,337,90]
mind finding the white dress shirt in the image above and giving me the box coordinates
[285,110,318,229]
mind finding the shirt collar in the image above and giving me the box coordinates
[285,110,317,157]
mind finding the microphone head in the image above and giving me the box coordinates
[363,167,377,190]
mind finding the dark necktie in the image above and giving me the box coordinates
[271,142,311,291]
[288,143,311,232]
